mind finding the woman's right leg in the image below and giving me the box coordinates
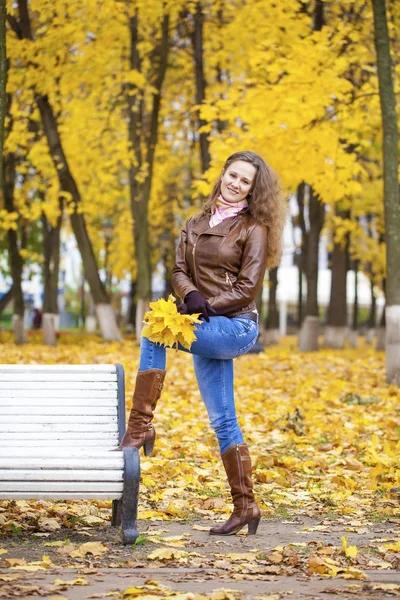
[193,355,260,535]
[119,337,166,455]
[189,318,260,535]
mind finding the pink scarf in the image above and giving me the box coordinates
[209,194,248,228]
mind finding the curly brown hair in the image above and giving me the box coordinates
[202,151,287,268]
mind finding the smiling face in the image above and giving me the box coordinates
[220,160,257,203]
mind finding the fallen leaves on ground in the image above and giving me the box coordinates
[122,583,241,599]
[6,555,54,571]
[1,334,400,595]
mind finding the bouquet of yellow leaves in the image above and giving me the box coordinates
[142,295,202,350]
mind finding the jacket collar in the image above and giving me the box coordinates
[192,212,247,236]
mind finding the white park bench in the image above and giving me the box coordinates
[0,364,140,544]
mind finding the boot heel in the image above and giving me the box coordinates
[143,438,155,456]
[248,517,260,535]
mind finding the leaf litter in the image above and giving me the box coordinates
[1,336,400,597]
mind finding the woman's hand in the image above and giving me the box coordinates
[179,291,217,322]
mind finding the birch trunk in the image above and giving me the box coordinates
[0,0,5,188]
[372,0,400,384]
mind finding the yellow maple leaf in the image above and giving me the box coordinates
[341,536,358,559]
[69,542,108,558]
[53,578,89,586]
[10,555,54,571]
[143,295,202,350]
[0,574,19,582]
[383,540,400,552]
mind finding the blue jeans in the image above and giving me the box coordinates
[138,316,259,453]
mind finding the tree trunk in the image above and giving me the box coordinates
[42,209,62,345]
[366,277,377,344]
[14,0,121,341]
[325,212,349,348]
[372,0,400,384]
[85,294,97,333]
[4,152,25,344]
[376,298,386,350]
[127,12,169,337]
[348,260,359,348]
[299,186,325,351]
[126,280,136,332]
[295,183,306,329]
[36,95,120,340]
[298,1,325,351]
[0,0,6,189]
[313,0,324,30]
[0,286,13,314]
[365,214,377,344]
[264,267,279,345]
[297,257,303,328]
[2,25,24,343]
[192,2,211,173]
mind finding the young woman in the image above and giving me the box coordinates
[120,150,287,535]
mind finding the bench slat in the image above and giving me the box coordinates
[0,448,121,458]
[0,492,122,500]
[0,365,118,371]
[0,458,123,469]
[0,424,118,433]
[0,374,117,382]
[0,382,118,390]
[0,469,123,481]
[0,440,118,447]
[1,433,117,441]
[0,391,117,400]
[0,415,117,424]
[0,406,117,416]
[0,481,123,492]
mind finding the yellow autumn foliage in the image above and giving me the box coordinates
[3,0,398,290]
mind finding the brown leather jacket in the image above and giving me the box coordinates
[171,212,268,317]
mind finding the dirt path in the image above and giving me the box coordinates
[1,516,400,599]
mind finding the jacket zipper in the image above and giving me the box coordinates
[192,241,197,284]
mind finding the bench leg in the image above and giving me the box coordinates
[112,500,122,526]
[121,447,140,544]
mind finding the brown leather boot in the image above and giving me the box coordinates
[210,443,261,536]
[119,369,166,456]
